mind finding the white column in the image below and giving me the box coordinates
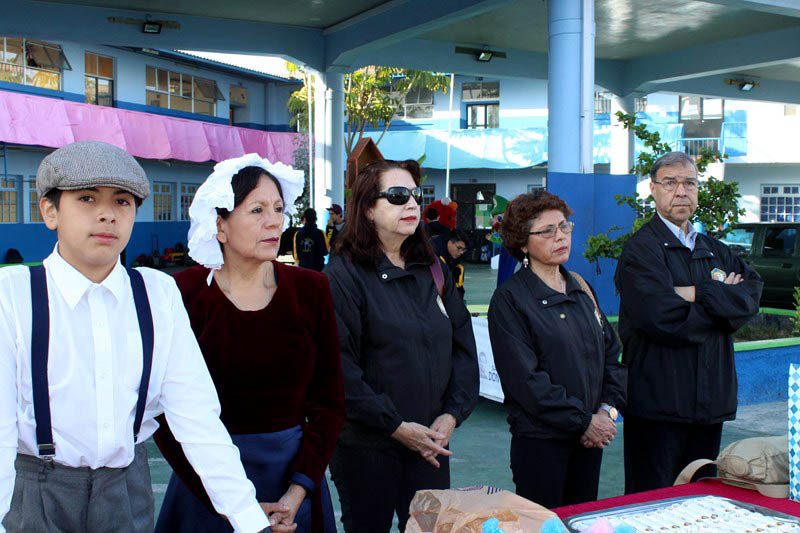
[610,93,637,175]
[312,71,329,215]
[547,0,595,174]
[328,72,346,207]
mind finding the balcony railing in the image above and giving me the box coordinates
[672,137,720,156]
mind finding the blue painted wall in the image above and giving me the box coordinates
[736,346,798,406]
[547,172,637,315]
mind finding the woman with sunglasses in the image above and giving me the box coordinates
[487,191,626,508]
[324,159,479,532]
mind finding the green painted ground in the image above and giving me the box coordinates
[145,262,789,531]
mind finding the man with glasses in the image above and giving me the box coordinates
[433,229,470,299]
[614,151,763,494]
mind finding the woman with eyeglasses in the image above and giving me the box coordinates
[324,159,479,532]
[487,191,627,508]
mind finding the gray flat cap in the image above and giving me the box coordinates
[36,141,150,199]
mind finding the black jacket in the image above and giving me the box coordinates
[614,216,763,424]
[488,267,626,440]
[294,224,327,272]
[432,236,465,299]
[324,254,479,448]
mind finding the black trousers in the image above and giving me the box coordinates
[624,415,723,495]
[330,444,450,532]
[510,435,603,509]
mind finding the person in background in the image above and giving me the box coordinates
[293,208,328,271]
[325,159,479,532]
[424,207,451,239]
[488,190,626,509]
[432,229,469,300]
[615,151,762,494]
[0,142,279,532]
[279,216,299,258]
[325,204,344,253]
[154,155,345,532]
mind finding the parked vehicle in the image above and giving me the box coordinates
[721,223,799,309]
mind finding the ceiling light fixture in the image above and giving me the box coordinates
[454,46,507,63]
[725,78,759,92]
[142,21,162,34]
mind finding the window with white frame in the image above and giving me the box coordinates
[85,51,114,106]
[145,66,223,117]
[421,186,435,211]
[461,81,499,102]
[153,182,175,222]
[594,91,611,115]
[0,176,20,223]
[0,37,69,90]
[394,86,434,119]
[179,183,198,221]
[635,96,648,114]
[26,178,42,222]
[679,96,724,121]
[467,103,499,129]
[761,185,800,222]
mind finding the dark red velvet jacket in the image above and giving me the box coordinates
[153,262,345,530]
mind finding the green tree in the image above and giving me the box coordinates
[584,112,744,269]
[287,65,449,155]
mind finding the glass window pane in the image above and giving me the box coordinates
[3,38,23,65]
[487,104,500,128]
[680,96,701,120]
[26,68,60,90]
[417,87,433,105]
[462,83,480,101]
[146,90,166,108]
[0,63,23,84]
[193,78,216,101]
[85,51,98,76]
[193,99,213,116]
[169,71,180,94]
[97,79,112,106]
[145,66,157,90]
[482,81,500,99]
[181,76,192,98]
[703,98,723,120]
[764,228,797,258]
[97,55,113,79]
[26,42,61,71]
[405,104,432,119]
[157,69,168,92]
[85,76,97,104]
[171,96,192,113]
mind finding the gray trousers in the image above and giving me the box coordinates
[2,443,154,533]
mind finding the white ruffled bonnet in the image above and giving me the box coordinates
[187,153,305,280]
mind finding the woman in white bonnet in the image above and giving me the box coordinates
[153,155,345,533]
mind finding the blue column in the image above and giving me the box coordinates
[547,0,594,173]
[328,73,346,208]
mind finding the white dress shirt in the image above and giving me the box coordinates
[0,247,268,532]
[658,212,698,251]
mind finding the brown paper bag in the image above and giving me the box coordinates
[404,486,564,533]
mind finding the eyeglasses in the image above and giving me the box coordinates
[529,220,574,238]
[652,178,699,192]
[454,244,467,254]
[376,186,423,206]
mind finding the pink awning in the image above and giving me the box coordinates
[0,90,299,165]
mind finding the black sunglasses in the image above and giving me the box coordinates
[376,186,423,206]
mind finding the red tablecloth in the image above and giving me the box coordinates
[553,479,800,520]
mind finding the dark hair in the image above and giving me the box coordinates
[43,188,143,209]
[649,151,697,179]
[217,166,284,219]
[302,207,317,225]
[426,207,439,220]
[335,159,435,265]
[448,229,470,245]
[501,190,573,261]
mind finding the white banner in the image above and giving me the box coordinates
[472,317,504,403]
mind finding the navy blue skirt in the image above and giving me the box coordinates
[156,426,335,532]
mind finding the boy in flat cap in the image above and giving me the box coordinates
[0,141,287,532]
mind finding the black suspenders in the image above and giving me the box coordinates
[28,265,154,461]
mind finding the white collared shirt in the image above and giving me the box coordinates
[658,212,698,251]
[0,247,268,532]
